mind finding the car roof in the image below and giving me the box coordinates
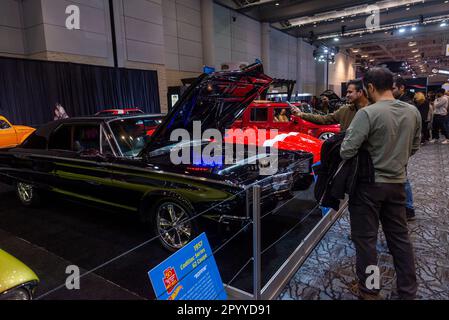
[33,114,165,138]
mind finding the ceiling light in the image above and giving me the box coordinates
[414,54,421,58]
[399,28,406,33]
[408,42,417,47]
[440,22,447,27]
[406,7,410,10]
[324,49,329,53]
[411,26,417,31]
[362,55,369,58]
[411,49,419,53]
[352,49,360,53]
[275,2,279,6]
[334,37,340,42]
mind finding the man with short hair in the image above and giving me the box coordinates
[341,67,421,300]
[291,79,369,131]
[392,77,413,104]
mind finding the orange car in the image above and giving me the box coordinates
[0,116,35,149]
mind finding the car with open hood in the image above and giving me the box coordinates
[0,63,315,251]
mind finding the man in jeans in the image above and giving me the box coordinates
[429,89,449,144]
[341,68,421,300]
[392,78,417,221]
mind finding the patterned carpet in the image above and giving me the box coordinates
[278,143,449,300]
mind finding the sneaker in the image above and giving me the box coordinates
[348,281,383,300]
[442,139,449,145]
[406,208,416,221]
[429,139,436,144]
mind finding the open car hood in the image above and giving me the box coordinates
[141,63,272,154]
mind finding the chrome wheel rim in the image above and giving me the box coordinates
[319,132,335,140]
[156,202,192,249]
[17,183,33,203]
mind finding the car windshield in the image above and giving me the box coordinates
[109,117,163,157]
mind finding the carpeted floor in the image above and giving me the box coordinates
[278,143,449,300]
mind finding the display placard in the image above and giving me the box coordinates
[148,233,227,300]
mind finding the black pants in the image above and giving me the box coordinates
[349,183,417,299]
[432,115,449,140]
[422,121,430,142]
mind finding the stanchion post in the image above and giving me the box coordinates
[252,185,261,300]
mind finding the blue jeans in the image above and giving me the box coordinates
[405,179,414,210]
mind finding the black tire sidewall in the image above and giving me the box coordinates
[148,196,198,252]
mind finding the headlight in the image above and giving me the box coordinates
[0,288,30,300]
[0,281,38,301]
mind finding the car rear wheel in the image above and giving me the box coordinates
[16,182,41,207]
[150,198,197,252]
[319,132,335,140]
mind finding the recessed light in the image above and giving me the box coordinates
[275,2,280,6]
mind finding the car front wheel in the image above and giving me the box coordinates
[16,182,41,207]
[151,198,197,252]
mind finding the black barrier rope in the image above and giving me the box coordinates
[212,257,254,300]
[260,203,321,256]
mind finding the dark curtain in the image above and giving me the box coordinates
[0,57,161,126]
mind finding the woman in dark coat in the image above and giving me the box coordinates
[414,92,431,143]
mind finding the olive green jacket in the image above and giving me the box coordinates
[340,100,422,183]
[300,104,360,131]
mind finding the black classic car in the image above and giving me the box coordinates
[0,63,314,251]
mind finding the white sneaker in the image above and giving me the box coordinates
[442,139,449,145]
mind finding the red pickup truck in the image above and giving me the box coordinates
[232,101,340,140]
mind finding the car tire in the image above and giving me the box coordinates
[148,197,198,252]
[318,132,335,140]
[15,182,42,207]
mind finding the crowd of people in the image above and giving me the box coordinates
[291,69,449,300]
[393,79,449,145]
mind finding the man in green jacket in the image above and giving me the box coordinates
[291,80,369,131]
[341,67,421,300]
